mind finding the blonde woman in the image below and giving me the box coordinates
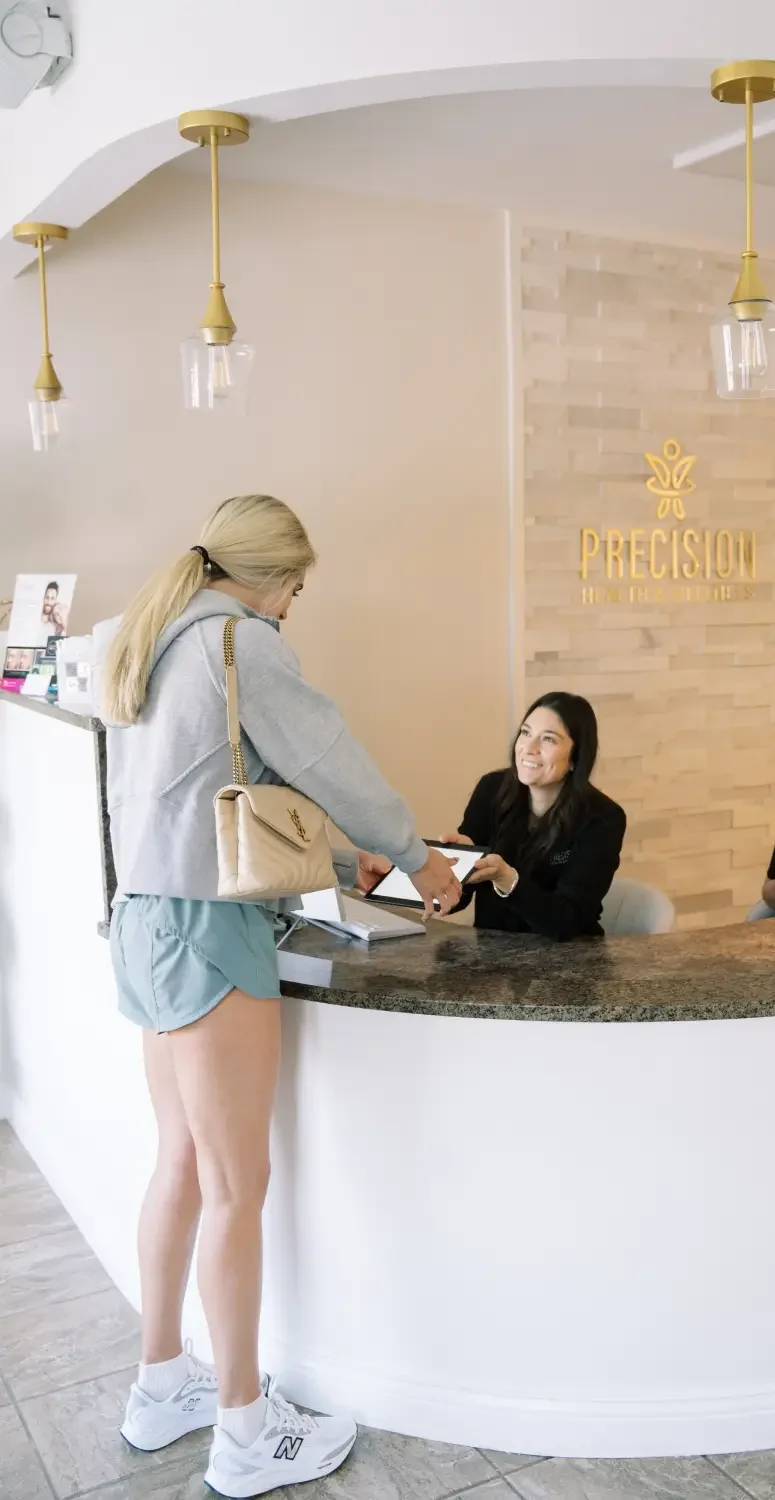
[98,494,460,1499]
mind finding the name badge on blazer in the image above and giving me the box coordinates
[549,848,571,867]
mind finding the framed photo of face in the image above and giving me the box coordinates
[1,644,36,693]
[3,645,35,674]
[6,574,77,649]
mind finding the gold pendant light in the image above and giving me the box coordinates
[178,109,254,414]
[12,222,70,451]
[709,61,775,398]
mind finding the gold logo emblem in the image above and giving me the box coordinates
[288,808,310,842]
[579,436,756,605]
[644,438,696,521]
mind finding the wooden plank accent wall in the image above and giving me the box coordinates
[520,227,775,928]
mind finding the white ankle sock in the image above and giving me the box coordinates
[218,1393,268,1447]
[137,1350,187,1402]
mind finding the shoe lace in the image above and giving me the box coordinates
[182,1336,218,1390]
[268,1391,317,1436]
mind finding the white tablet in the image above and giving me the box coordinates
[365,841,487,909]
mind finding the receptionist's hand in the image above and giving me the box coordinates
[468,853,518,896]
[440,832,473,846]
[355,851,392,894]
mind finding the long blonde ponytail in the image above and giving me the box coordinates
[102,494,316,725]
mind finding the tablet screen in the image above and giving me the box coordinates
[367,843,486,907]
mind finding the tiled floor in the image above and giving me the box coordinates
[1,1120,773,1500]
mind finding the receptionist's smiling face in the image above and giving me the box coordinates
[515,707,573,789]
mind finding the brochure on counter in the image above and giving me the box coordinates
[1,573,77,696]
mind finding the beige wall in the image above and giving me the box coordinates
[3,175,773,924]
[520,227,775,926]
[0,171,510,835]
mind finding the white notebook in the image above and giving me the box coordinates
[291,888,425,943]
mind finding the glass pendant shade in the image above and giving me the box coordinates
[181,333,255,415]
[178,111,253,415]
[11,222,71,451]
[710,303,775,399]
[29,394,69,452]
[708,63,775,399]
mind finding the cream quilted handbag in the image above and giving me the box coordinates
[213,617,337,900]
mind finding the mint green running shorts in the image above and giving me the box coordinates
[110,896,282,1033]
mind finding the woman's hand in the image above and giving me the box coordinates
[355,851,392,894]
[467,854,518,895]
[410,848,463,917]
[440,831,473,846]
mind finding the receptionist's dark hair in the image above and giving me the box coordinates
[494,692,599,872]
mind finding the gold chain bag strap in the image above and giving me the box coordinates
[213,617,337,900]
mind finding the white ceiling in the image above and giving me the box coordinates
[172,85,775,253]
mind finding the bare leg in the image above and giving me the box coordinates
[170,991,280,1409]
[138,1031,202,1364]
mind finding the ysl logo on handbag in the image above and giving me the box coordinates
[288,807,310,842]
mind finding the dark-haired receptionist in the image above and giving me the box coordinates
[443,693,626,942]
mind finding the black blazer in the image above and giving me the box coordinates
[457,773,626,942]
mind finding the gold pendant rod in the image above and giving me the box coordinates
[11,221,68,402]
[177,110,250,346]
[210,126,221,288]
[37,235,51,358]
[709,62,775,314]
[745,83,754,255]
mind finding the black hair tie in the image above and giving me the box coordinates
[191,545,211,567]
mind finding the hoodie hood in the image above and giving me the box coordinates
[93,589,279,726]
[151,591,279,669]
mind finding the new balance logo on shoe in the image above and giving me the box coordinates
[181,1397,201,1413]
[274,1435,305,1461]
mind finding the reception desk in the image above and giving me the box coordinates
[2,688,775,1461]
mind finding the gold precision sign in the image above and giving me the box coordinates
[580,441,756,605]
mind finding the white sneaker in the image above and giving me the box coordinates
[121,1340,225,1451]
[205,1388,357,1498]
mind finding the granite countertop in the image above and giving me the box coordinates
[277,917,775,1023]
[0,685,102,731]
